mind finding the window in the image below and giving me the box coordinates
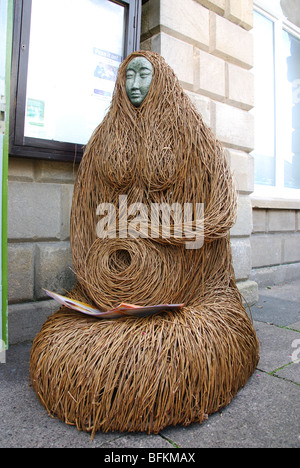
[252,0,300,198]
[10,0,141,162]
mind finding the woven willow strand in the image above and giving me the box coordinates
[30,51,259,438]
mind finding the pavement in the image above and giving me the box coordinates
[0,280,299,449]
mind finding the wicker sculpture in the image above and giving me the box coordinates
[30,51,259,438]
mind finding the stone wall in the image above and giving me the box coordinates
[7,158,77,343]
[141,0,257,305]
[251,204,300,286]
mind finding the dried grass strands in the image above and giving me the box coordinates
[30,290,259,437]
[30,51,259,436]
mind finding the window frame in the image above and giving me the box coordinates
[252,1,300,200]
[9,0,141,163]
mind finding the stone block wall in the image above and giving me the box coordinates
[141,0,257,305]
[251,206,300,286]
[7,158,77,343]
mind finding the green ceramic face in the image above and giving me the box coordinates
[125,57,154,107]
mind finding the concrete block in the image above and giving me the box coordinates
[226,63,254,110]
[230,195,253,237]
[268,210,296,233]
[141,0,150,37]
[227,149,254,193]
[149,0,210,49]
[7,244,34,303]
[252,208,267,233]
[210,12,253,69]
[297,211,300,231]
[251,234,282,268]
[140,37,152,51]
[147,0,160,33]
[194,49,226,100]
[61,184,74,240]
[8,182,61,241]
[195,0,226,15]
[225,0,253,30]
[231,237,252,280]
[35,242,76,300]
[152,33,194,87]
[282,233,300,263]
[251,263,300,287]
[251,198,300,210]
[8,300,58,344]
[185,91,211,127]
[8,158,35,182]
[248,154,254,191]
[237,280,258,307]
[212,100,254,151]
[35,160,77,184]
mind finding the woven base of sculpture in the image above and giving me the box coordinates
[30,285,259,438]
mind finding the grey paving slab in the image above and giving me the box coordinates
[251,280,300,327]
[254,321,300,374]
[288,321,300,332]
[258,281,300,302]
[0,342,114,448]
[251,296,300,326]
[0,342,175,449]
[1,279,300,449]
[274,362,300,384]
[161,371,300,448]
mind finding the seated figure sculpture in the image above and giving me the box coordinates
[30,51,259,438]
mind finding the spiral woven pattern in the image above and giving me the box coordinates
[82,238,185,309]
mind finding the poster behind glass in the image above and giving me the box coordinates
[281,30,300,189]
[24,0,125,145]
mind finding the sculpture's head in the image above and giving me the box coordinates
[110,51,178,113]
[125,56,154,107]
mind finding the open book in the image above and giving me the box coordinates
[44,289,184,319]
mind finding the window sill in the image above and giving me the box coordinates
[251,195,300,210]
